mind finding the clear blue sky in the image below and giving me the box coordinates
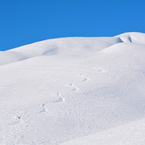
[0,0,145,51]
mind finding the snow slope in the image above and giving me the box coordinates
[61,118,145,145]
[0,32,145,145]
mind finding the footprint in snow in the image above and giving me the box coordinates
[66,83,80,92]
[93,67,108,73]
[78,74,90,82]
[54,93,66,103]
[16,116,21,120]
[39,104,48,113]
[39,93,66,110]
[9,116,22,125]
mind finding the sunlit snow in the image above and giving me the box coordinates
[0,32,145,145]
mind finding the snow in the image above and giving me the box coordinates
[0,32,145,145]
[61,118,145,145]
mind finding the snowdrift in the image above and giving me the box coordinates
[0,32,145,145]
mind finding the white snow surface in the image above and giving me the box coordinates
[0,32,145,145]
[61,118,145,145]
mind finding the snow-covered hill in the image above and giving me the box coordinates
[61,118,145,145]
[0,32,145,145]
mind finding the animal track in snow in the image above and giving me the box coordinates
[9,116,22,125]
[67,83,80,92]
[93,67,108,73]
[54,93,66,103]
[37,92,66,114]
[78,74,90,82]
[39,104,48,113]
[16,116,21,120]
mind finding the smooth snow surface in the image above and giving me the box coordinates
[61,118,145,145]
[0,32,145,145]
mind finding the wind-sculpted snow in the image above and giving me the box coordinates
[1,32,144,66]
[0,32,145,145]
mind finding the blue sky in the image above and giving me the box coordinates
[0,0,145,51]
